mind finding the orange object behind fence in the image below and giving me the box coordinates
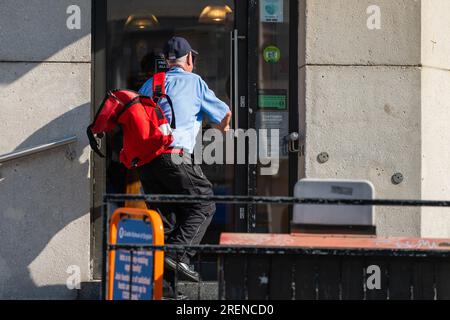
[108,207,164,300]
[125,171,148,209]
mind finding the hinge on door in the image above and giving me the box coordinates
[239,96,246,108]
[239,207,245,219]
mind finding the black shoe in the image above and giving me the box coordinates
[162,295,189,300]
[162,291,189,300]
[164,256,200,282]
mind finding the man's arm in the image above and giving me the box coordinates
[212,111,232,132]
[199,79,232,132]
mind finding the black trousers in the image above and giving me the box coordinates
[138,152,215,264]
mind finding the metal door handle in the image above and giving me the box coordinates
[286,132,300,153]
[231,29,239,134]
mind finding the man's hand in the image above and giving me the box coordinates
[213,111,232,132]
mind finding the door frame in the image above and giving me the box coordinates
[242,0,299,232]
[91,0,300,278]
[233,0,250,232]
[92,0,107,280]
[288,0,300,223]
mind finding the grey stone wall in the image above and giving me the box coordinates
[299,0,450,237]
[0,0,92,299]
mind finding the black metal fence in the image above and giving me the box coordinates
[102,194,450,300]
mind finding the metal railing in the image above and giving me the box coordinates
[104,193,450,207]
[0,135,77,164]
[103,194,450,300]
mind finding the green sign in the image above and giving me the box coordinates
[263,45,281,63]
[258,93,287,110]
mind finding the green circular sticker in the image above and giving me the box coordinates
[263,46,281,63]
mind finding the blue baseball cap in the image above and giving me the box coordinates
[163,36,198,60]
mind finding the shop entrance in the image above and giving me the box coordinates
[93,0,299,277]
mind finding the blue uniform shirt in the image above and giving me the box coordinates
[139,67,230,154]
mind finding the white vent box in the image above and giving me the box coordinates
[293,179,375,231]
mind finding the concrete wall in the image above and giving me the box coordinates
[0,0,91,298]
[420,0,450,238]
[298,0,450,237]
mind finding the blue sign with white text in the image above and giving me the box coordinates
[112,218,154,300]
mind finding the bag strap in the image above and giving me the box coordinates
[115,95,141,120]
[152,72,176,129]
[87,124,105,158]
[154,95,176,129]
[86,91,119,158]
[153,72,166,96]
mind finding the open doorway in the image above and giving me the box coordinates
[92,0,298,279]
[105,1,235,277]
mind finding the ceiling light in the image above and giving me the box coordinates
[199,5,232,24]
[125,14,159,31]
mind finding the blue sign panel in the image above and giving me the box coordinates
[112,218,154,300]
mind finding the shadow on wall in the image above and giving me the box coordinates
[0,104,92,299]
[0,0,91,84]
[0,0,96,299]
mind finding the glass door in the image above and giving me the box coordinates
[245,0,299,233]
[104,0,238,245]
[93,0,298,278]
[101,0,298,238]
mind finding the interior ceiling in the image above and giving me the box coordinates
[108,0,234,20]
